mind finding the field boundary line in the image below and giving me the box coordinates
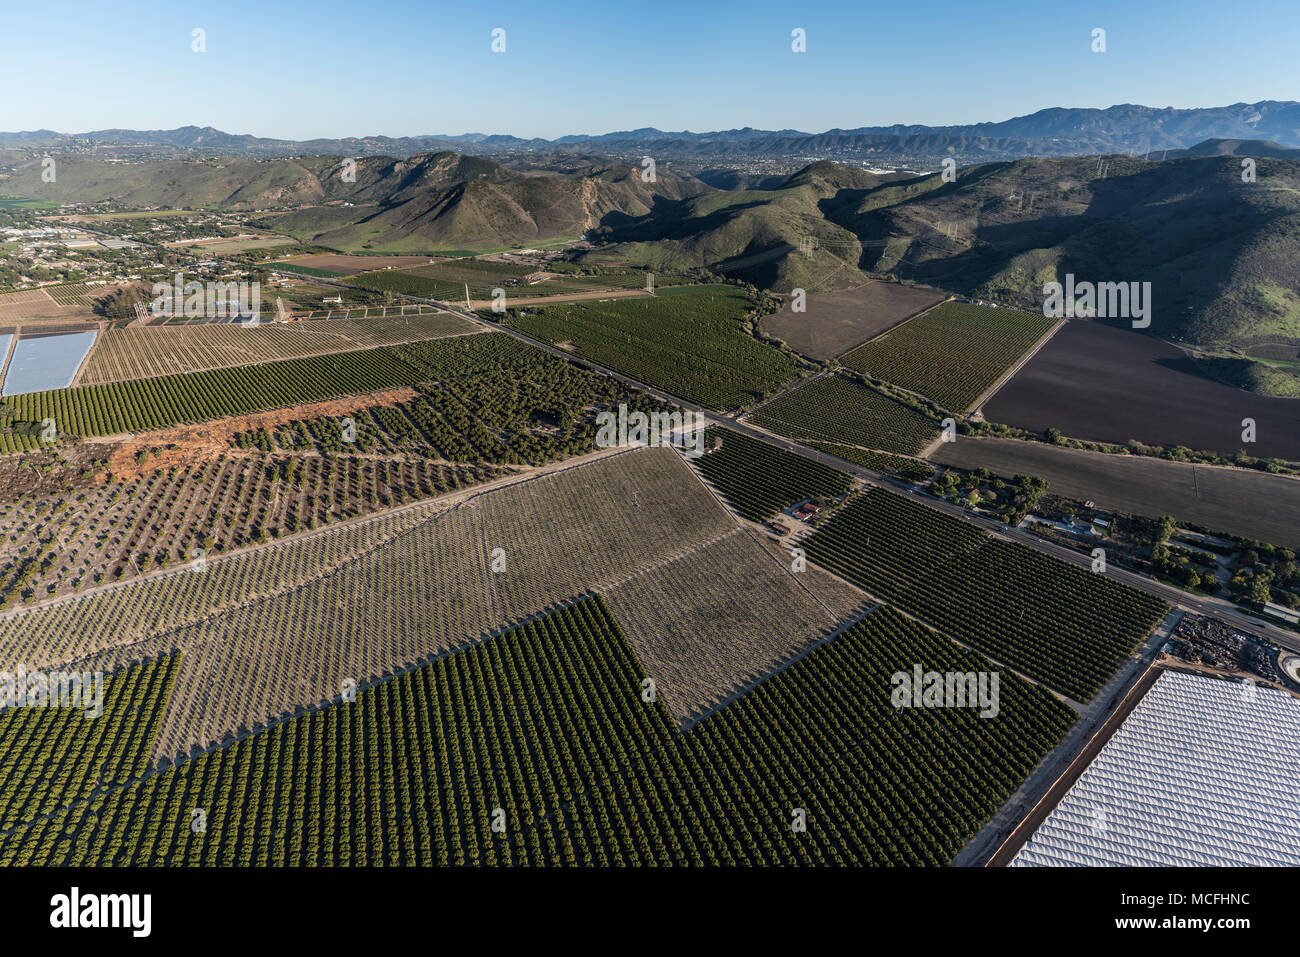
[982,660,1165,867]
[743,369,832,416]
[834,294,953,363]
[744,524,867,623]
[677,602,883,731]
[965,316,1067,416]
[0,331,16,394]
[77,318,481,388]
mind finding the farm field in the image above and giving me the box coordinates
[269,254,440,275]
[693,427,852,522]
[44,282,116,307]
[182,236,299,255]
[0,452,503,610]
[0,654,179,832]
[506,285,805,409]
[841,302,1060,412]
[348,259,532,299]
[350,260,650,303]
[760,282,949,360]
[78,313,479,385]
[0,600,1075,866]
[984,320,1300,462]
[930,436,1300,550]
[230,356,668,465]
[0,499,444,673]
[603,527,868,723]
[3,331,554,440]
[0,447,740,757]
[803,486,1168,701]
[0,347,666,607]
[811,444,935,481]
[749,373,938,454]
[0,287,100,322]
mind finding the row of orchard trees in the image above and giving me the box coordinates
[805,487,1168,701]
[0,599,1076,867]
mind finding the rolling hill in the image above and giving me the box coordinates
[0,151,710,251]
[585,152,1300,387]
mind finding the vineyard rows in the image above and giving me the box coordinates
[505,285,804,410]
[693,427,851,522]
[840,302,1059,412]
[809,443,935,482]
[79,313,478,385]
[603,527,867,722]
[749,374,938,454]
[802,487,1168,700]
[0,600,1075,866]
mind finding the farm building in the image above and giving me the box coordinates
[1011,669,1300,866]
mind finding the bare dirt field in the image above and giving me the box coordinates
[0,290,91,321]
[929,436,1300,548]
[272,254,438,274]
[93,387,420,482]
[759,281,948,360]
[984,321,1300,461]
[0,284,125,323]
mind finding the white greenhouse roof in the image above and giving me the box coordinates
[1011,669,1300,867]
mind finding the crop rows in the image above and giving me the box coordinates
[810,444,935,481]
[693,427,850,522]
[0,655,178,833]
[0,417,41,454]
[44,283,101,306]
[0,500,442,672]
[265,263,343,278]
[0,599,1075,866]
[232,354,668,468]
[350,259,532,299]
[750,374,938,454]
[0,453,502,609]
[1,332,542,441]
[802,487,1168,700]
[505,285,803,410]
[603,527,866,722]
[0,447,736,757]
[79,314,478,385]
[841,302,1058,412]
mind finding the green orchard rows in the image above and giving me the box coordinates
[0,598,1075,866]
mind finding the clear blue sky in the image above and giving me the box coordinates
[1,0,1295,139]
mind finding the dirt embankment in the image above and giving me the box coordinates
[7,387,419,487]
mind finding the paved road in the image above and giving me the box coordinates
[306,273,1300,655]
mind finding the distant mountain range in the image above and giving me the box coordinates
[4,102,1300,166]
[4,112,1300,392]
